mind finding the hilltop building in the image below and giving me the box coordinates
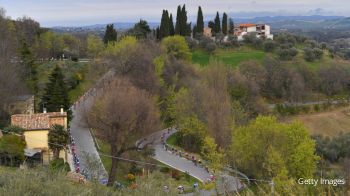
[202,23,273,41]
[11,108,68,164]
[235,24,273,41]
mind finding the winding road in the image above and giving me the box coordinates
[69,69,244,194]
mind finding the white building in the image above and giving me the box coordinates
[235,24,273,41]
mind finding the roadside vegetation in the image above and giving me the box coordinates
[1,4,350,195]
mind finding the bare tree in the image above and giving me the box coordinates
[201,61,233,148]
[85,77,161,186]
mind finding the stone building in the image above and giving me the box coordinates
[5,95,35,115]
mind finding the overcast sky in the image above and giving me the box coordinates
[0,0,349,27]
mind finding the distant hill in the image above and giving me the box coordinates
[51,15,349,34]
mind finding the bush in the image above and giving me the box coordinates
[161,35,191,61]
[263,40,276,52]
[49,158,70,172]
[3,125,24,135]
[277,47,298,60]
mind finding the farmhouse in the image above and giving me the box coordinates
[11,108,68,164]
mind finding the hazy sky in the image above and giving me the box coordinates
[0,0,349,27]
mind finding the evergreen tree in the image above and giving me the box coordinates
[103,24,117,44]
[228,17,235,34]
[222,12,228,35]
[40,65,71,119]
[156,26,160,40]
[48,124,68,160]
[193,25,197,37]
[181,5,188,36]
[160,10,170,39]
[214,12,221,34]
[169,14,175,36]
[196,6,204,35]
[175,5,182,35]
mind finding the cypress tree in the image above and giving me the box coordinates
[196,6,204,34]
[214,12,221,34]
[229,18,235,34]
[156,26,160,40]
[222,12,228,35]
[103,24,117,44]
[193,25,197,37]
[169,14,175,36]
[160,10,170,39]
[175,5,182,35]
[40,65,71,119]
[181,5,188,36]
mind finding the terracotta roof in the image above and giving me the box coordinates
[240,24,256,28]
[11,112,67,131]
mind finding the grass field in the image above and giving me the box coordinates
[286,106,350,137]
[192,48,266,67]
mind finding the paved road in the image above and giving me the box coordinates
[140,129,244,195]
[70,97,108,181]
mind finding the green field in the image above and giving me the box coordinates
[192,48,267,67]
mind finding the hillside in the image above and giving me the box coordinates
[286,106,350,137]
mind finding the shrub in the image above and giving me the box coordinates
[3,125,25,135]
[49,158,70,172]
[263,40,276,52]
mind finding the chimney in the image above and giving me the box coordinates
[43,108,47,113]
[60,107,64,114]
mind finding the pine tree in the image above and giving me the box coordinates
[229,18,235,34]
[169,14,175,36]
[196,6,204,35]
[40,65,71,118]
[222,12,228,35]
[175,5,182,35]
[103,24,117,44]
[214,12,221,34]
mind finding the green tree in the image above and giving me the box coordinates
[40,65,71,118]
[48,124,68,160]
[0,135,26,167]
[196,6,204,35]
[160,10,171,39]
[178,115,207,152]
[161,35,191,61]
[103,24,117,44]
[222,12,228,35]
[214,12,221,34]
[230,116,319,179]
[181,5,188,36]
[175,5,182,35]
[169,14,175,36]
[228,18,235,34]
[129,19,151,39]
[87,34,104,57]
[201,136,224,172]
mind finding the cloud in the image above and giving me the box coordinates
[1,0,349,26]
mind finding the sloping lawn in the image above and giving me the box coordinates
[192,49,266,67]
